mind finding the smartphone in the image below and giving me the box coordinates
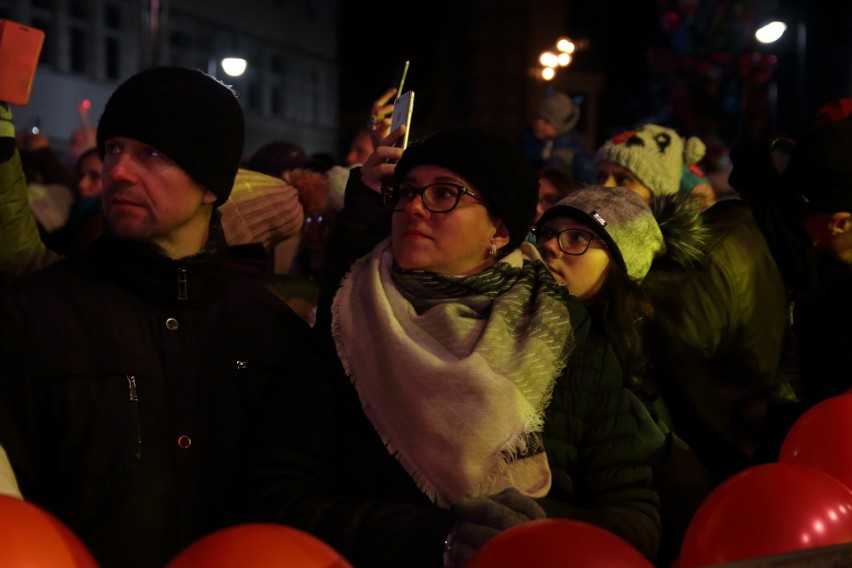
[0,20,45,106]
[391,60,410,99]
[390,90,414,149]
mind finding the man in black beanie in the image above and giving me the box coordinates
[0,67,314,567]
[783,117,852,406]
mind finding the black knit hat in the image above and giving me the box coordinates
[784,118,852,214]
[394,126,539,252]
[97,66,245,206]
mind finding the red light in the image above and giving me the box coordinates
[81,99,91,110]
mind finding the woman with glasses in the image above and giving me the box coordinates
[532,185,709,566]
[241,126,662,568]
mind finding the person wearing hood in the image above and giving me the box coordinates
[520,91,595,186]
[594,124,796,488]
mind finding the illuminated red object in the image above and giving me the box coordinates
[680,463,852,567]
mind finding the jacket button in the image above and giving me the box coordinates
[166,318,179,330]
[177,435,192,449]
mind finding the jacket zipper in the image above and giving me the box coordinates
[177,267,188,301]
[127,375,143,460]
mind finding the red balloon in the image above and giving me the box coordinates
[680,463,852,567]
[0,495,98,567]
[466,519,652,568]
[166,523,353,568]
[780,394,852,490]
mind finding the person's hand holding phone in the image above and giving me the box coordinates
[359,128,406,194]
[367,87,398,148]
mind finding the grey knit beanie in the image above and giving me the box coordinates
[395,126,539,252]
[536,185,664,282]
[97,66,245,206]
[595,124,705,198]
[536,93,580,136]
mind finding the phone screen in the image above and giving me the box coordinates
[390,90,414,149]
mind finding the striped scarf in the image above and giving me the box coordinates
[332,239,574,507]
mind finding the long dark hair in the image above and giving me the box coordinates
[588,261,658,403]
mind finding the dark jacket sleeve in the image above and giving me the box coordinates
[314,168,392,330]
[539,302,662,561]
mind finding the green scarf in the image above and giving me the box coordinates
[332,239,574,507]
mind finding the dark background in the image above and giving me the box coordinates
[337,0,852,169]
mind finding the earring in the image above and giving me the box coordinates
[488,243,497,257]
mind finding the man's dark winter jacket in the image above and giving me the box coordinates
[0,230,313,568]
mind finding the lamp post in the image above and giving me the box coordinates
[754,20,787,135]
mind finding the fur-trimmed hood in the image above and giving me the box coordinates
[651,193,710,267]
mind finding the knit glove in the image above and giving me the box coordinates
[443,487,546,568]
[0,102,13,139]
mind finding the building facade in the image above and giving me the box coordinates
[2,0,339,161]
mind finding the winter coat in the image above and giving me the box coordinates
[0,223,314,568]
[239,172,661,567]
[642,199,793,484]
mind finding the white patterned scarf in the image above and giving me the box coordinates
[331,239,574,507]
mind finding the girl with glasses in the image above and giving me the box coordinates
[532,184,712,567]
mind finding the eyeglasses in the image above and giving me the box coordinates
[531,225,604,256]
[382,182,484,213]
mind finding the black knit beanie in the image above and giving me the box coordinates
[784,118,852,214]
[394,126,539,252]
[97,66,245,206]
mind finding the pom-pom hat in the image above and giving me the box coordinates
[97,66,245,206]
[536,185,664,282]
[394,126,539,252]
[595,124,706,198]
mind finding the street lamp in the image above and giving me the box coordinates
[221,57,247,77]
[536,36,588,82]
[755,21,787,44]
[208,57,248,78]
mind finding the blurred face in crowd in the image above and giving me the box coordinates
[390,165,509,276]
[535,216,611,301]
[77,151,103,198]
[531,116,557,141]
[536,176,564,222]
[346,131,374,167]
[102,137,217,258]
[596,161,654,204]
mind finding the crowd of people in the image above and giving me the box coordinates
[0,64,849,568]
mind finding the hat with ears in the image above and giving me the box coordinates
[395,126,539,252]
[536,92,580,136]
[595,124,706,198]
[536,185,664,282]
[97,66,245,206]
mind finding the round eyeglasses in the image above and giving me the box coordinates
[382,182,483,213]
[531,225,604,256]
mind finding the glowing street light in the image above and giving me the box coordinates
[755,21,787,44]
[221,57,247,77]
[536,36,588,82]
